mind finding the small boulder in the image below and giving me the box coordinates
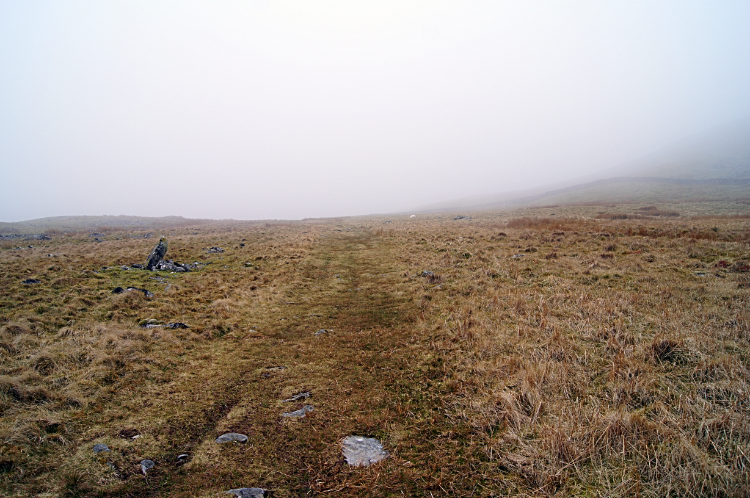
[283,391,311,402]
[225,488,272,498]
[341,436,388,466]
[215,433,248,444]
[140,459,155,475]
[138,318,162,329]
[21,279,41,284]
[93,443,110,454]
[153,259,190,272]
[164,322,189,329]
[123,287,154,298]
[282,405,314,418]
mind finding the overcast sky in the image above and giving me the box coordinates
[2,1,749,221]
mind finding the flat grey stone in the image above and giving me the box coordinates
[341,436,388,466]
[225,488,271,498]
[283,391,311,402]
[282,405,313,418]
[215,433,248,443]
[140,459,155,474]
[93,443,110,454]
[314,329,328,335]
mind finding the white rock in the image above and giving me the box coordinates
[341,436,388,466]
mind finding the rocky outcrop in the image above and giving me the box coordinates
[146,238,168,270]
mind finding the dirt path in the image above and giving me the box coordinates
[114,228,434,497]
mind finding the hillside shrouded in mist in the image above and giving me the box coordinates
[2,1,750,221]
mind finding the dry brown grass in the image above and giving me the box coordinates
[1,206,749,496]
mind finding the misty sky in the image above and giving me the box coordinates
[2,1,750,221]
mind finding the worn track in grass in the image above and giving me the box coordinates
[108,228,434,497]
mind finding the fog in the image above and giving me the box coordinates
[2,1,750,221]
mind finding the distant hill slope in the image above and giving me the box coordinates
[0,215,210,235]
[611,117,750,181]
[416,117,750,212]
[522,176,750,207]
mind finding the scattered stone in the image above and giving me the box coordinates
[120,265,130,270]
[225,488,272,498]
[146,237,168,271]
[454,215,471,220]
[215,433,248,444]
[283,391,311,402]
[130,263,145,269]
[0,234,48,241]
[177,454,189,463]
[420,271,434,277]
[118,428,140,439]
[152,259,191,272]
[90,232,105,237]
[93,443,110,454]
[205,247,225,253]
[21,279,41,284]
[314,329,328,335]
[341,436,389,466]
[140,459,155,475]
[240,243,245,247]
[165,322,189,329]
[511,254,524,259]
[383,220,392,224]
[139,318,161,328]
[282,405,314,418]
[114,287,154,298]
[410,215,416,219]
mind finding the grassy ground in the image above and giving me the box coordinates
[1,203,749,497]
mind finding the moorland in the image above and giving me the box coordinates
[1,201,749,497]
